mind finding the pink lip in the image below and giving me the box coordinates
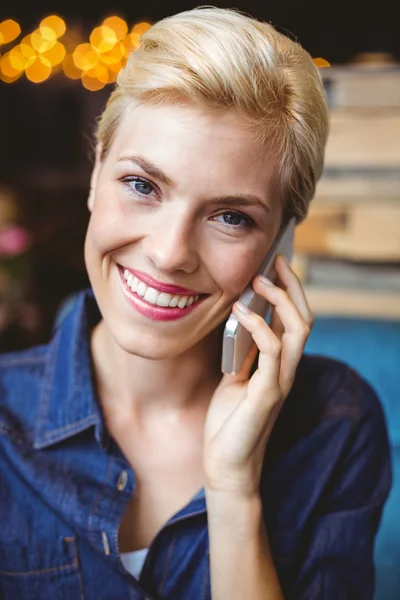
[122,267,204,295]
[119,268,207,322]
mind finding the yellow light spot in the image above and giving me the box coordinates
[0,19,21,45]
[25,55,52,82]
[63,53,81,79]
[123,32,141,52]
[73,43,99,71]
[81,73,106,91]
[40,16,66,38]
[9,45,25,71]
[0,68,22,83]
[100,41,126,66]
[19,43,37,69]
[131,22,151,36]
[103,16,128,41]
[31,29,56,53]
[313,57,330,68]
[107,69,118,83]
[86,62,109,84]
[40,26,57,42]
[42,41,65,66]
[0,52,21,78]
[90,26,117,53]
[21,33,33,46]
[107,60,123,74]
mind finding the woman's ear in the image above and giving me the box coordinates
[87,143,103,212]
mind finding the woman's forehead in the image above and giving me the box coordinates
[109,103,276,178]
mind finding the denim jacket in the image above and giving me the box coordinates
[0,289,391,599]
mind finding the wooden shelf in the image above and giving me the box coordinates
[304,287,400,320]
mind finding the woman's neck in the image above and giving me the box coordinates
[90,319,224,421]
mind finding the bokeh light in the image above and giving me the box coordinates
[0,20,21,45]
[123,32,141,53]
[313,57,330,68]
[39,16,66,39]
[42,41,66,67]
[0,52,21,79]
[131,22,151,36]
[8,46,26,71]
[90,26,117,53]
[86,63,110,84]
[0,16,151,87]
[62,54,82,79]
[81,72,106,91]
[100,42,126,66]
[31,29,56,53]
[39,26,57,43]
[19,44,37,69]
[103,16,128,41]
[73,43,99,71]
[25,55,52,82]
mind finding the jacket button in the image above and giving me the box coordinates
[117,470,128,491]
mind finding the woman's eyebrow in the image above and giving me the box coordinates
[117,154,271,214]
[117,155,173,186]
[209,196,271,214]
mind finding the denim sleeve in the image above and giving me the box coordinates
[292,380,392,600]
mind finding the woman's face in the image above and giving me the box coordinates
[84,102,284,359]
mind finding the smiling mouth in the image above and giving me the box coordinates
[121,268,208,309]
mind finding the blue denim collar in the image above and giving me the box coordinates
[34,289,105,450]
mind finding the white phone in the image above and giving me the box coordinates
[221,217,296,375]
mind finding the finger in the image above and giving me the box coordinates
[231,302,282,397]
[274,254,314,327]
[270,306,284,340]
[251,276,310,395]
[252,276,310,340]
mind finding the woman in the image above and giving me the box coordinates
[0,7,391,600]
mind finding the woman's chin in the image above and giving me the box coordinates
[113,329,196,361]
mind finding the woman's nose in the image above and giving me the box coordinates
[142,212,199,274]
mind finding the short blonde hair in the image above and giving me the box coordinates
[96,6,329,222]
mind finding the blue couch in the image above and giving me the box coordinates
[306,317,400,599]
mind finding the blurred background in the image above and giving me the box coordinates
[1,2,400,597]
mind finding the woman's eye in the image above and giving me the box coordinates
[215,211,254,230]
[122,176,156,197]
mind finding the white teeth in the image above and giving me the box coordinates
[131,277,138,293]
[144,287,158,305]
[177,296,188,309]
[156,292,172,307]
[169,295,180,307]
[137,281,147,297]
[122,269,200,308]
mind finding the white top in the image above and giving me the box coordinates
[121,548,149,579]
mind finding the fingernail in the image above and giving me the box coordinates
[258,275,274,286]
[236,301,250,313]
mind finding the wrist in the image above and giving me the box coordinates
[205,488,264,536]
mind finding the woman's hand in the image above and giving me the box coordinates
[203,254,313,497]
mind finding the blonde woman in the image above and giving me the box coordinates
[0,7,390,600]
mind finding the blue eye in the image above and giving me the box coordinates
[122,176,155,197]
[215,211,254,231]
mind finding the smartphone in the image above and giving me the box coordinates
[221,217,296,375]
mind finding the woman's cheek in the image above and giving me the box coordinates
[89,198,136,255]
[210,247,261,297]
